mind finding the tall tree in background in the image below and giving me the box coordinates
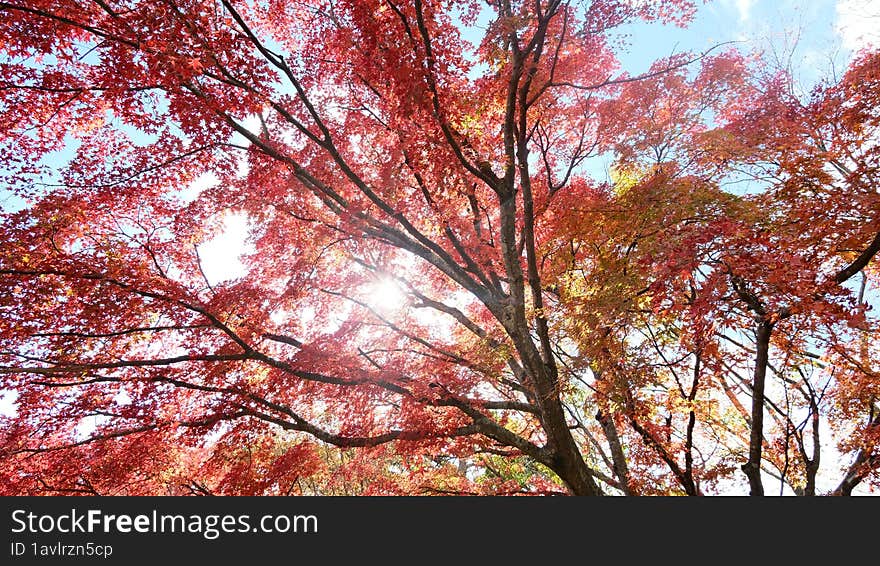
[1,0,878,496]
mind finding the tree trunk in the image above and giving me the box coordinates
[743,319,773,496]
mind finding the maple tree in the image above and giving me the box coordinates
[1,0,878,496]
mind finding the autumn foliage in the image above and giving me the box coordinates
[1,0,878,496]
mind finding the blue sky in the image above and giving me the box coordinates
[617,0,878,82]
[567,0,880,185]
[454,0,878,84]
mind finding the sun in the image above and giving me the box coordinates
[368,277,408,313]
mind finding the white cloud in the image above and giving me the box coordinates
[735,0,756,22]
[718,0,755,24]
[836,0,880,52]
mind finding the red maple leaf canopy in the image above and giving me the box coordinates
[1,0,878,496]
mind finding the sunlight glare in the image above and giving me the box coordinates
[368,278,407,313]
[0,390,18,418]
[198,212,250,285]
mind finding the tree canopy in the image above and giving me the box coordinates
[1,0,878,496]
